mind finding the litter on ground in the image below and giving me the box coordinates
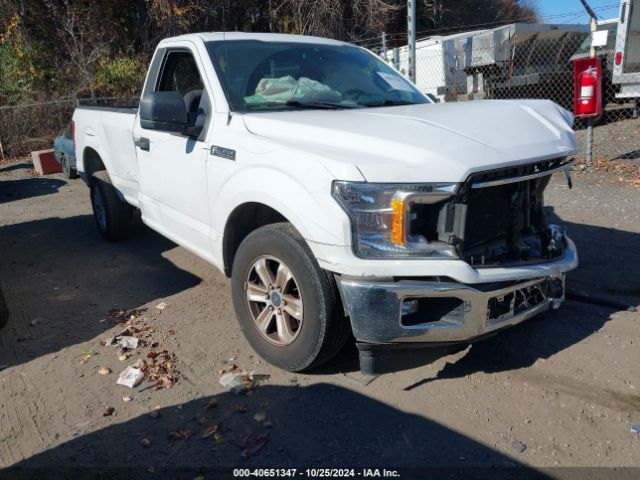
[219,368,269,395]
[116,366,144,388]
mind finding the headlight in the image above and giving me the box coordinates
[332,181,460,258]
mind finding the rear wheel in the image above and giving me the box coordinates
[231,223,350,371]
[90,170,132,242]
[61,154,78,179]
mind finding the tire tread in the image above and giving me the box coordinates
[91,170,132,242]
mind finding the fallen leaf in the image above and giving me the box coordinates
[201,423,221,439]
[80,353,94,364]
[102,406,115,416]
[98,367,112,375]
[140,438,152,448]
[253,412,266,422]
[236,432,269,458]
[195,416,208,425]
[169,430,192,441]
[155,301,168,311]
[206,398,218,410]
[159,375,174,389]
[122,395,134,402]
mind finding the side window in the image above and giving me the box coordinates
[158,51,205,116]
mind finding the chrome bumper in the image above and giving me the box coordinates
[337,272,566,344]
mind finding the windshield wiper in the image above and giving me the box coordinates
[245,100,361,110]
[286,100,361,109]
[359,99,418,107]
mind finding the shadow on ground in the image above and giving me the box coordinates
[0,162,34,174]
[0,177,67,203]
[2,384,551,480]
[0,214,201,368]
[613,149,640,161]
[558,216,640,307]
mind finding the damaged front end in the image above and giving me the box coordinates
[334,157,577,374]
[411,157,573,267]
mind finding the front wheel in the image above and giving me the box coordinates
[90,170,132,242]
[231,223,350,372]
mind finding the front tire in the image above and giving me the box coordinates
[231,223,350,372]
[90,170,132,242]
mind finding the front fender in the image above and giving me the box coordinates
[213,166,351,248]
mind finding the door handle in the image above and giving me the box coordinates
[134,137,150,151]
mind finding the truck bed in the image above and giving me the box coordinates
[73,106,140,206]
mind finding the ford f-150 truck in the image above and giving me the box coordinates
[73,32,579,374]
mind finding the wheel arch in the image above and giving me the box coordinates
[222,202,292,277]
[83,147,106,179]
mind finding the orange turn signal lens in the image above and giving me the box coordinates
[390,199,405,245]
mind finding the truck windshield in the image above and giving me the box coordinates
[206,40,430,111]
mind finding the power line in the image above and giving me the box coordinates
[352,2,622,46]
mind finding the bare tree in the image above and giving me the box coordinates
[420,0,538,31]
[273,0,398,40]
[146,0,207,39]
[44,0,112,98]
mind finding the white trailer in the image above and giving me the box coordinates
[613,0,640,100]
[390,32,481,102]
[388,23,589,105]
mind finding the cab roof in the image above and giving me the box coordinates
[160,32,349,47]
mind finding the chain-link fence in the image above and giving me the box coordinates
[0,99,76,160]
[368,20,640,163]
[2,21,639,164]
[0,97,138,160]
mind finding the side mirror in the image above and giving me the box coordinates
[140,92,188,133]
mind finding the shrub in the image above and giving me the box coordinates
[0,16,40,105]
[94,55,146,98]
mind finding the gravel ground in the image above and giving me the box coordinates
[0,151,638,479]
[575,117,640,163]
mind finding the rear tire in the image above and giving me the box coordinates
[231,223,350,372]
[90,170,132,242]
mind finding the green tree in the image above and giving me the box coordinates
[0,15,40,104]
[94,55,146,97]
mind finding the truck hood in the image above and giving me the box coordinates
[242,99,579,183]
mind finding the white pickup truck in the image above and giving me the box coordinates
[73,32,579,374]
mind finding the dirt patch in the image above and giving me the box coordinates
[0,157,638,473]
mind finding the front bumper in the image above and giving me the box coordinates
[335,245,576,345]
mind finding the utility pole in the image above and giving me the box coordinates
[408,0,416,82]
[579,0,598,167]
[578,0,598,56]
[381,32,388,61]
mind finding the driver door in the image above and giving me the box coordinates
[133,46,213,260]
